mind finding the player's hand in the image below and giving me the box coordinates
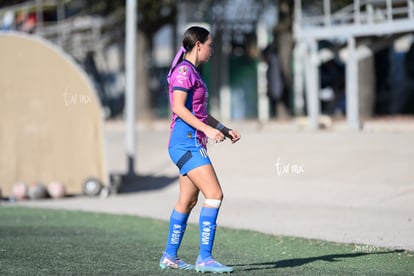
[205,126,225,143]
[227,129,241,144]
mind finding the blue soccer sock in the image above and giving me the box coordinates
[164,209,189,258]
[199,206,220,259]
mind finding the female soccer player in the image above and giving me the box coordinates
[159,26,241,273]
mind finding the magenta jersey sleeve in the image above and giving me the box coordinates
[170,63,195,93]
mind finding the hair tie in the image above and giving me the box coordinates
[167,46,187,84]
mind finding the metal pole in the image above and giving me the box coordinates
[354,0,360,24]
[323,0,331,27]
[293,42,305,116]
[257,60,269,123]
[293,0,302,39]
[304,39,319,129]
[386,0,392,22]
[367,3,374,24]
[35,0,43,35]
[57,0,65,47]
[346,36,360,130]
[219,33,231,121]
[293,0,305,116]
[125,0,137,175]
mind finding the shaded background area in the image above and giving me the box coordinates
[1,0,413,123]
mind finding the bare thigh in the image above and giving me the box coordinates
[186,164,223,201]
[175,174,199,214]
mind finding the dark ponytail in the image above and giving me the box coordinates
[167,26,210,84]
[182,26,210,52]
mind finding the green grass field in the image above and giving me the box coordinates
[0,206,413,275]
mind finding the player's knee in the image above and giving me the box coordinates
[188,197,198,210]
[204,198,222,208]
[177,196,198,213]
[205,190,223,201]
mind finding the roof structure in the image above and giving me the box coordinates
[293,0,414,129]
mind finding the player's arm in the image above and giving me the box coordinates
[206,114,241,144]
[172,91,224,142]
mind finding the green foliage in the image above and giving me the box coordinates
[137,0,176,39]
[78,0,177,42]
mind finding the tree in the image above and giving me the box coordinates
[276,0,294,114]
[136,0,177,119]
[79,0,177,119]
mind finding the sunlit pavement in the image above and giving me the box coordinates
[12,118,414,251]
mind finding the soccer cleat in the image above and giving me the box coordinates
[195,256,233,273]
[159,253,194,270]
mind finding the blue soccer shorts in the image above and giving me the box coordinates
[169,143,211,176]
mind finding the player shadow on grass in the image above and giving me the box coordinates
[109,172,178,193]
[230,250,403,272]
